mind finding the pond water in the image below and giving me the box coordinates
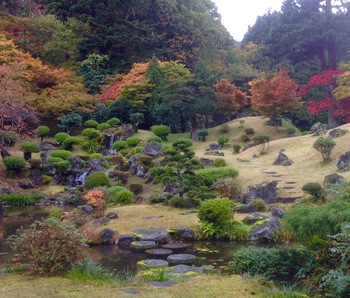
[0,206,270,273]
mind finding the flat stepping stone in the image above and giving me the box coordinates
[146,281,177,287]
[130,241,157,252]
[145,248,173,260]
[167,254,197,266]
[122,289,140,294]
[282,186,295,189]
[142,216,163,220]
[285,181,297,184]
[116,234,135,249]
[166,264,204,276]
[237,158,250,163]
[262,170,277,174]
[162,243,191,253]
[272,174,283,177]
[136,232,169,244]
[277,196,302,203]
[134,228,168,234]
[137,259,169,269]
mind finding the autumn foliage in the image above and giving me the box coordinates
[249,68,301,123]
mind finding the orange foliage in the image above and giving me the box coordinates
[82,189,106,211]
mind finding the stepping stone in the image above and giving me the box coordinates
[145,248,173,260]
[272,174,283,177]
[134,228,168,234]
[261,171,277,174]
[277,196,302,203]
[282,186,295,189]
[122,289,140,294]
[167,254,197,266]
[285,181,297,184]
[130,241,157,252]
[116,235,135,249]
[142,216,163,220]
[146,281,177,287]
[137,259,169,269]
[237,158,250,163]
[162,243,191,253]
[136,232,169,244]
[166,264,204,276]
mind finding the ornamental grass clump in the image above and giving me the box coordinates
[9,218,87,275]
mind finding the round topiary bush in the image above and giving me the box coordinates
[106,117,121,126]
[218,135,229,147]
[113,140,128,150]
[3,156,27,176]
[151,125,170,141]
[50,150,73,160]
[244,128,255,135]
[84,119,99,128]
[36,125,50,142]
[109,189,134,205]
[9,218,87,275]
[126,136,141,147]
[96,123,111,131]
[198,198,233,227]
[214,158,226,167]
[21,141,39,160]
[147,136,162,143]
[54,132,70,144]
[233,144,241,154]
[89,153,104,159]
[302,182,325,201]
[129,183,143,194]
[82,128,101,139]
[84,171,111,190]
[62,136,83,150]
[198,129,209,141]
[169,196,186,208]
[313,136,336,161]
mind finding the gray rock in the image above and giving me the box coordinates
[242,213,269,225]
[199,158,214,166]
[137,259,169,268]
[328,128,348,139]
[171,226,195,241]
[142,141,163,157]
[78,205,94,214]
[336,151,350,171]
[271,207,285,218]
[100,228,117,245]
[235,204,257,214]
[273,152,293,166]
[167,254,197,266]
[250,216,280,242]
[130,241,157,252]
[246,181,278,204]
[116,234,135,249]
[324,173,345,188]
[136,231,169,244]
[308,122,328,135]
[208,143,221,150]
[163,182,181,195]
[106,212,118,220]
[243,143,256,151]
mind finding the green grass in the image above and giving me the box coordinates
[0,193,44,206]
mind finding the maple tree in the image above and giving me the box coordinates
[214,79,248,117]
[299,70,350,126]
[249,68,301,126]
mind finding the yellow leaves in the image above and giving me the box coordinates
[333,71,350,101]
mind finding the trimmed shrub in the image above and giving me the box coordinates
[126,136,141,147]
[313,136,336,161]
[113,140,128,150]
[218,135,229,147]
[84,172,111,190]
[286,127,296,135]
[198,198,233,227]
[50,150,73,160]
[36,125,50,141]
[169,196,186,208]
[41,175,53,185]
[0,193,44,206]
[109,155,125,166]
[89,153,104,160]
[129,183,143,194]
[240,134,250,142]
[147,136,162,143]
[54,132,70,143]
[81,138,100,154]
[21,141,39,153]
[253,134,270,154]
[151,125,170,141]
[110,189,134,205]
[196,167,239,186]
[82,128,101,139]
[244,127,255,135]
[9,218,87,275]
[233,144,241,154]
[47,157,64,163]
[84,120,99,128]
[106,117,121,126]
[228,246,313,281]
[220,124,230,133]
[249,198,267,211]
[107,185,127,197]
[96,123,111,131]
[28,158,41,169]
[137,155,153,166]
[62,136,83,150]
[0,130,17,146]
[198,129,209,141]
[214,158,226,167]
[3,156,27,176]
[302,182,325,201]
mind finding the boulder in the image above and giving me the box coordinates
[323,173,345,188]
[328,128,348,139]
[308,122,328,135]
[271,207,286,218]
[116,234,135,249]
[130,241,157,252]
[250,216,280,242]
[78,205,94,214]
[170,226,195,241]
[100,228,118,245]
[163,182,181,195]
[336,151,350,171]
[142,141,163,157]
[273,151,293,166]
[242,213,269,225]
[242,143,255,151]
[137,259,169,269]
[199,158,214,166]
[235,204,257,214]
[246,181,278,204]
[106,212,118,220]
[167,254,197,266]
[207,143,221,150]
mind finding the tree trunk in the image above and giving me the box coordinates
[190,116,198,141]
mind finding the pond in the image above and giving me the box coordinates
[0,206,271,274]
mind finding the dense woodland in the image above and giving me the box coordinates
[0,0,349,136]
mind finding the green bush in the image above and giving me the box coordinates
[89,153,104,159]
[96,123,111,131]
[81,138,100,154]
[220,124,230,133]
[126,136,141,147]
[28,158,41,169]
[228,246,313,282]
[151,125,170,141]
[82,128,101,139]
[109,189,134,205]
[3,156,27,176]
[41,175,53,185]
[0,193,44,206]
[233,144,241,154]
[302,182,325,201]
[214,158,226,167]
[54,132,70,143]
[47,157,64,163]
[113,140,128,150]
[198,198,233,227]
[84,172,111,190]
[109,155,125,166]
[0,130,17,146]
[196,167,239,186]
[129,183,143,194]
[9,218,87,275]
[36,125,50,141]
[83,120,99,128]
[240,134,250,142]
[169,196,186,208]
[147,136,162,143]
[249,198,267,211]
[21,141,39,153]
[62,136,83,150]
[50,150,73,160]
[107,185,127,197]
[244,127,255,135]
[218,135,229,147]
[313,136,336,161]
[283,200,350,241]
[198,129,209,141]
[286,127,296,135]
[106,117,121,126]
